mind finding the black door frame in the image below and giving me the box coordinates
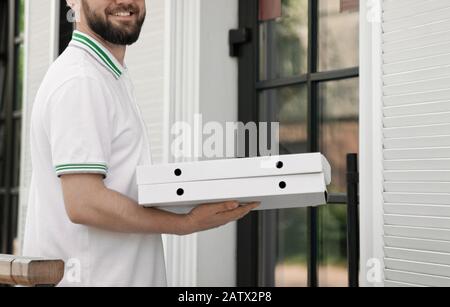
[236,0,260,287]
[236,0,359,287]
[59,0,73,55]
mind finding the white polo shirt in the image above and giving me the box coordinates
[23,30,167,287]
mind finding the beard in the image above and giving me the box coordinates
[81,0,146,45]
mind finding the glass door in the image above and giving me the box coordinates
[237,0,359,287]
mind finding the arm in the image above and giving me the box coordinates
[60,174,259,236]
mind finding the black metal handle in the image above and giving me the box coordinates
[229,28,250,57]
[346,153,360,287]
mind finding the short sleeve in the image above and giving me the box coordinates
[46,76,114,178]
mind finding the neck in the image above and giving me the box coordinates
[77,25,126,66]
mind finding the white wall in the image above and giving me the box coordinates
[162,0,239,287]
[18,0,57,251]
[197,0,239,287]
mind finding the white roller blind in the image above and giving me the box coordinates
[382,0,450,287]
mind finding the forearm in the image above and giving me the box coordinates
[65,184,188,235]
[61,174,257,236]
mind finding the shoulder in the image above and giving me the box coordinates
[37,65,115,123]
[48,46,111,88]
[32,46,120,123]
[39,47,116,103]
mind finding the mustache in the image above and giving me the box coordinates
[106,4,141,15]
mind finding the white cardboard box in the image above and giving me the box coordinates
[137,153,331,213]
[137,153,331,184]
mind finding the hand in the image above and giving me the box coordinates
[181,201,260,235]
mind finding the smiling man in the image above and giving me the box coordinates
[22,0,258,287]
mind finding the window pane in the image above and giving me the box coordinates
[11,194,19,255]
[0,65,5,111]
[259,85,308,155]
[275,208,308,287]
[318,0,359,71]
[0,123,4,187]
[0,0,6,114]
[259,84,308,287]
[319,78,359,193]
[14,44,24,111]
[259,0,308,81]
[18,0,25,35]
[12,118,21,188]
[0,194,5,253]
[0,1,7,53]
[318,205,348,287]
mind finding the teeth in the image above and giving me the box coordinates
[114,11,131,17]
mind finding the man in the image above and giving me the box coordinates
[23,0,258,287]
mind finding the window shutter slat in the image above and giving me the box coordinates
[385,258,450,279]
[385,247,450,265]
[385,226,450,241]
[385,270,450,287]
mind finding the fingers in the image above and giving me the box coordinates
[239,202,260,217]
[221,201,241,212]
[218,202,260,222]
[199,201,239,214]
[240,202,261,211]
[189,201,260,233]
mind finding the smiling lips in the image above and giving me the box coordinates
[113,11,133,17]
[108,7,138,19]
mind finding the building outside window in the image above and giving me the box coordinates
[0,0,24,255]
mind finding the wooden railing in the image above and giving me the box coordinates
[0,255,64,286]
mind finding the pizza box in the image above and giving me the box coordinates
[137,154,331,213]
[137,153,331,185]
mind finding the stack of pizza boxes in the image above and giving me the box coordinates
[137,153,331,213]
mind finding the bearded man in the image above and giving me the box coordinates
[23,0,258,287]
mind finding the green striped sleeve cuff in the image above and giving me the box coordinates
[55,163,108,178]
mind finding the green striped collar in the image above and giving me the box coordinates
[70,30,124,79]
